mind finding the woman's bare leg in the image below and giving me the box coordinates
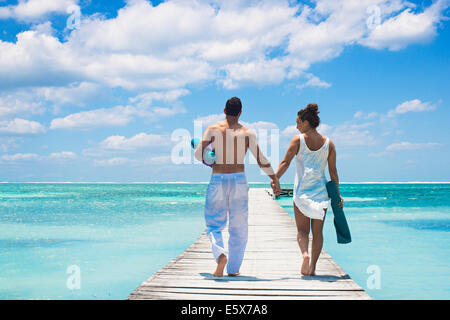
[309,209,327,275]
[294,202,311,275]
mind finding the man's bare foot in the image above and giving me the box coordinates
[308,267,316,276]
[227,272,240,276]
[301,255,310,276]
[213,254,227,277]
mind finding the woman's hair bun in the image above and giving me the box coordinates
[298,103,320,128]
[306,103,319,115]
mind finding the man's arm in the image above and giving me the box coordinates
[247,130,281,195]
[194,126,214,162]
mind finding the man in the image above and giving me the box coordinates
[195,97,281,277]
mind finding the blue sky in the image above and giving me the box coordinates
[0,0,449,182]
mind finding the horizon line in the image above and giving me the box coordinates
[1,181,449,184]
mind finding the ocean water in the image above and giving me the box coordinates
[0,183,449,299]
[0,183,207,299]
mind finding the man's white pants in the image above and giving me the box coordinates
[204,172,249,274]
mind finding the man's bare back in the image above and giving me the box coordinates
[195,119,273,175]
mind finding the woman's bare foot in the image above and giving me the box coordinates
[227,272,240,276]
[213,254,227,277]
[301,255,310,275]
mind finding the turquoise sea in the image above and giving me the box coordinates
[0,183,449,300]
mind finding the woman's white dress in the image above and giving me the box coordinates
[293,133,330,220]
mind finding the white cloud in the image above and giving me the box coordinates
[0,118,46,134]
[198,39,253,61]
[317,123,333,136]
[281,122,332,139]
[0,0,78,21]
[281,125,298,138]
[30,21,56,36]
[219,58,292,89]
[354,111,363,119]
[312,122,376,147]
[0,137,23,152]
[287,1,371,64]
[0,92,45,118]
[81,53,215,91]
[1,0,445,94]
[38,82,103,110]
[0,30,82,89]
[0,153,39,161]
[69,0,295,58]
[48,151,77,159]
[0,82,105,120]
[370,140,441,157]
[388,99,437,117]
[241,121,278,132]
[281,121,376,154]
[386,141,440,151]
[50,105,136,130]
[82,131,171,162]
[367,112,379,119]
[93,155,173,167]
[49,88,188,130]
[296,73,331,90]
[143,155,172,165]
[129,89,190,107]
[98,133,170,151]
[359,0,448,51]
[93,157,132,167]
[0,0,446,149]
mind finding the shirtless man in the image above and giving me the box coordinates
[195,97,281,277]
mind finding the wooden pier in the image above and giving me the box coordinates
[128,188,371,300]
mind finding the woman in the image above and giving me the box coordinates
[273,103,343,276]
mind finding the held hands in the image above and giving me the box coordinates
[270,177,281,197]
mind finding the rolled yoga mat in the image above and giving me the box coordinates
[326,180,352,244]
[191,138,216,167]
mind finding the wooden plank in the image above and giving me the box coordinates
[128,188,371,300]
[136,280,362,291]
[133,287,366,295]
[129,292,369,300]
[133,287,367,297]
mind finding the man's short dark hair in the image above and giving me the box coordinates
[225,97,242,116]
